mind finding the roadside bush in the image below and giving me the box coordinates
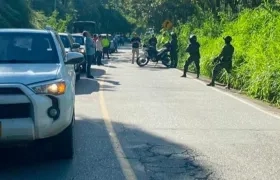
[168,7,280,106]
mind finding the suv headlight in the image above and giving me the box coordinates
[31,81,66,95]
[80,48,85,53]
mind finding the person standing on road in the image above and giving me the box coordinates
[83,31,95,79]
[96,35,104,66]
[130,33,141,64]
[113,36,118,53]
[149,34,157,48]
[92,34,98,65]
[170,32,178,68]
[101,35,110,59]
[207,36,234,89]
[181,35,201,78]
[160,32,170,47]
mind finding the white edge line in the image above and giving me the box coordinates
[175,68,280,120]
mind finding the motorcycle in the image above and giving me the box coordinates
[136,42,171,67]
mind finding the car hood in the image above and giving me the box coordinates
[0,64,61,85]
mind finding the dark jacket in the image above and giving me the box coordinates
[218,44,234,62]
[149,37,157,46]
[186,41,200,58]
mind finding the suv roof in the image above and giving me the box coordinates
[58,33,70,36]
[72,33,83,36]
[0,28,52,34]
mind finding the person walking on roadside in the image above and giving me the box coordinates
[101,35,110,59]
[170,32,178,68]
[96,35,104,66]
[207,36,234,89]
[181,35,201,78]
[83,31,95,79]
[130,33,141,64]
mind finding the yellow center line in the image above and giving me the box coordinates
[98,78,137,180]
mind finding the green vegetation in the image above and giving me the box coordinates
[0,0,133,33]
[174,6,280,106]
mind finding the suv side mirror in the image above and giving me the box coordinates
[65,52,84,64]
[72,43,80,49]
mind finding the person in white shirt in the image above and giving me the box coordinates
[96,35,104,66]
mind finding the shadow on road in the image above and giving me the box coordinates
[138,65,170,71]
[75,78,100,95]
[0,118,214,180]
[75,68,120,94]
[91,68,106,77]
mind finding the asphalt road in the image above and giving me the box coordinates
[1,45,280,180]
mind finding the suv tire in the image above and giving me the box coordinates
[49,111,74,159]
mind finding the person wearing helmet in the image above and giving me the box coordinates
[148,34,157,48]
[170,32,178,68]
[207,36,234,88]
[181,34,200,78]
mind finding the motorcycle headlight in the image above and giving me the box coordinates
[31,81,66,95]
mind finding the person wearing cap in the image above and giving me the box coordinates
[207,36,234,89]
[130,32,141,64]
[181,34,201,78]
[83,31,95,79]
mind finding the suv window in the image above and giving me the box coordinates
[54,33,66,58]
[59,35,71,48]
[0,32,59,63]
[72,36,84,45]
[68,34,75,45]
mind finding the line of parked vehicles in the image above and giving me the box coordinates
[58,32,119,81]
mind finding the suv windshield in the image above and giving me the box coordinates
[0,32,59,64]
[72,36,84,45]
[59,35,71,48]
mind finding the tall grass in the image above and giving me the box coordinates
[173,7,280,106]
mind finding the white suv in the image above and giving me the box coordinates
[0,28,84,159]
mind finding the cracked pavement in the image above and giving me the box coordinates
[1,45,280,179]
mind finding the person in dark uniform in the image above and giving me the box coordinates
[207,36,234,89]
[170,32,178,68]
[181,35,200,78]
[148,34,157,48]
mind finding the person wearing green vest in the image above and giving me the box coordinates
[160,32,170,46]
[102,35,110,59]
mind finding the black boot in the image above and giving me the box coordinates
[207,81,215,86]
